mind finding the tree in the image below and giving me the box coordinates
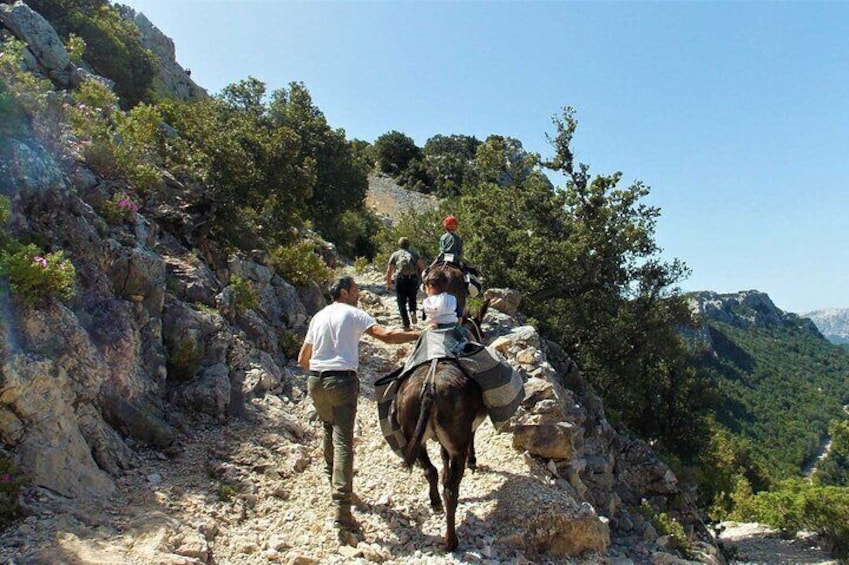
[160,79,313,248]
[373,130,422,177]
[474,135,540,188]
[422,134,481,197]
[269,82,371,255]
[455,107,708,451]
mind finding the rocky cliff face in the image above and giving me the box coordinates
[803,308,849,345]
[686,290,823,353]
[114,3,206,101]
[0,0,204,101]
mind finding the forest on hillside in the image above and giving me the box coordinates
[3,0,849,552]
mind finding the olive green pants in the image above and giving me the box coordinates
[307,373,359,509]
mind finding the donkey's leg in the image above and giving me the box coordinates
[466,429,477,472]
[417,448,442,513]
[440,445,450,487]
[442,451,467,552]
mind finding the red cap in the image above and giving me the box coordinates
[442,215,458,230]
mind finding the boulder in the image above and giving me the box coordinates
[0,1,71,84]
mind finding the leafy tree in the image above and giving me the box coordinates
[349,139,375,175]
[454,107,706,451]
[474,135,540,188]
[373,130,422,177]
[159,79,314,248]
[268,82,371,252]
[422,134,481,197]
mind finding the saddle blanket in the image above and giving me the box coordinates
[375,328,525,458]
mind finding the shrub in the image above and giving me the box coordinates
[65,33,86,65]
[639,501,692,556]
[0,195,10,236]
[0,39,53,118]
[100,191,139,225]
[279,330,304,360]
[69,82,163,192]
[230,275,258,313]
[0,243,76,306]
[745,481,849,558]
[167,337,202,381]
[352,256,369,275]
[268,242,331,288]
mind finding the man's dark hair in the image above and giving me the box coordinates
[424,269,449,294]
[398,237,410,250]
[328,276,355,301]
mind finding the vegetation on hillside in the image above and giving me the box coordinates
[702,320,849,479]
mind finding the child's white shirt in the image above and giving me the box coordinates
[422,292,458,325]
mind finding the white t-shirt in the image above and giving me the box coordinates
[422,293,458,325]
[304,302,377,371]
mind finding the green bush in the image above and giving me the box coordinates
[0,196,10,236]
[279,330,304,360]
[69,82,163,192]
[167,337,202,381]
[0,243,76,306]
[230,275,258,313]
[352,256,369,274]
[746,480,849,559]
[100,192,140,225]
[639,501,692,556]
[65,33,86,65]
[268,242,331,288]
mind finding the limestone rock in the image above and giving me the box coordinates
[483,287,522,315]
[0,1,71,84]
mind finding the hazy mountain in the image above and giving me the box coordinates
[803,308,849,345]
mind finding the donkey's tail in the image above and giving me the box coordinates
[403,380,435,469]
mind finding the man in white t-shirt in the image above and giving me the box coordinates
[297,276,419,536]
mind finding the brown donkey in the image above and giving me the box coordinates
[395,360,486,551]
[394,266,490,551]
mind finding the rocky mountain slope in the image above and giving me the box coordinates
[687,290,821,335]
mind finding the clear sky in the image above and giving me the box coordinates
[120,0,849,315]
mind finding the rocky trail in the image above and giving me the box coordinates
[0,268,606,565]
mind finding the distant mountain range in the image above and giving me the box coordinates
[803,308,849,344]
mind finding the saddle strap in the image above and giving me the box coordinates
[420,358,439,398]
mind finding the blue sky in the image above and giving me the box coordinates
[120,0,849,314]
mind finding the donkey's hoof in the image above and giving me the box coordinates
[444,535,459,552]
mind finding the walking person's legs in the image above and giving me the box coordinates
[395,280,411,329]
[397,276,418,327]
[307,374,360,530]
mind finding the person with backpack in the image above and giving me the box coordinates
[386,237,426,330]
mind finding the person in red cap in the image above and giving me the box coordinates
[439,214,463,264]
